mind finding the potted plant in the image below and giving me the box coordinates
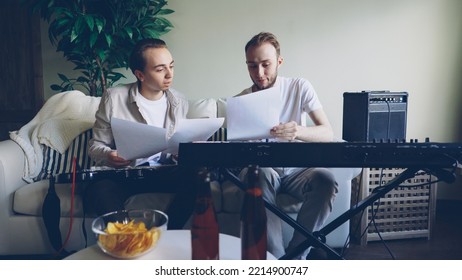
[29,0,174,96]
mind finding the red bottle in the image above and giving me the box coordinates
[191,169,219,260]
[241,165,267,260]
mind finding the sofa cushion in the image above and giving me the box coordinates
[13,180,87,217]
[124,180,223,213]
[35,129,95,181]
[187,98,217,119]
[14,129,95,218]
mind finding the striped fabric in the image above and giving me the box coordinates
[35,129,95,181]
[208,127,227,142]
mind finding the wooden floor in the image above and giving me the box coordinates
[342,199,462,260]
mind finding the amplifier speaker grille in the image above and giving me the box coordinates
[342,91,408,142]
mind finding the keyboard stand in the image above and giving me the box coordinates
[220,166,455,260]
[220,168,342,259]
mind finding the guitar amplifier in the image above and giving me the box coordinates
[342,91,408,142]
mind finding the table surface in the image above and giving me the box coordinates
[65,230,276,260]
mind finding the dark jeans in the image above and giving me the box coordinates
[83,165,197,229]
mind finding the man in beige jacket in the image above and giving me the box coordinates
[86,38,196,229]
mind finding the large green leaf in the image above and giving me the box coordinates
[57,73,69,83]
[157,9,174,15]
[70,26,78,42]
[89,32,98,48]
[84,15,95,31]
[94,17,105,33]
[143,29,160,39]
[105,33,112,47]
[74,16,85,39]
[124,26,134,39]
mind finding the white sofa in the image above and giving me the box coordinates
[0,91,361,257]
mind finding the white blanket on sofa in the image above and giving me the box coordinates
[9,91,100,182]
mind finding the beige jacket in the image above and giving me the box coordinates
[88,82,189,166]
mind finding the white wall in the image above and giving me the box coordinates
[41,0,462,198]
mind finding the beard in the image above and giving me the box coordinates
[251,72,278,92]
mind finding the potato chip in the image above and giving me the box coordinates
[98,220,161,258]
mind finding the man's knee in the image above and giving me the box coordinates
[305,168,338,196]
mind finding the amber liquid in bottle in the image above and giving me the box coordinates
[191,169,219,260]
[241,166,267,260]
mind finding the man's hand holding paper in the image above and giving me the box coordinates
[226,86,281,141]
[111,117,224,160]
[111,118,168,160]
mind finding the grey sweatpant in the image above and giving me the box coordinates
[240,167,338,259]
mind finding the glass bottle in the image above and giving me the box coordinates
[241,165,267,260]
[191,169,219,260]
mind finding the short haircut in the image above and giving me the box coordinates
[244,32,281,56]
[129,38,168,74]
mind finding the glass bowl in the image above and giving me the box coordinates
[91,209,168,259]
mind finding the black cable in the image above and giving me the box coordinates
[367,168,399,258]
[370,200,396,259]
[369,168,396,259]
[385,100,392,142]
[367,101,396,258]
[82,204,88,248]
[369,172,441,260]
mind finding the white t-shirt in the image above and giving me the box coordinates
[238,76,322,126]
[135,92,168,166]
[238,76,323,175]
[137,92,167,127]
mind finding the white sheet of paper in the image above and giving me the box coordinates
[111,117,224,159]
[165,117,224,154]
[111,118,167,160]
[226,87,281,140]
